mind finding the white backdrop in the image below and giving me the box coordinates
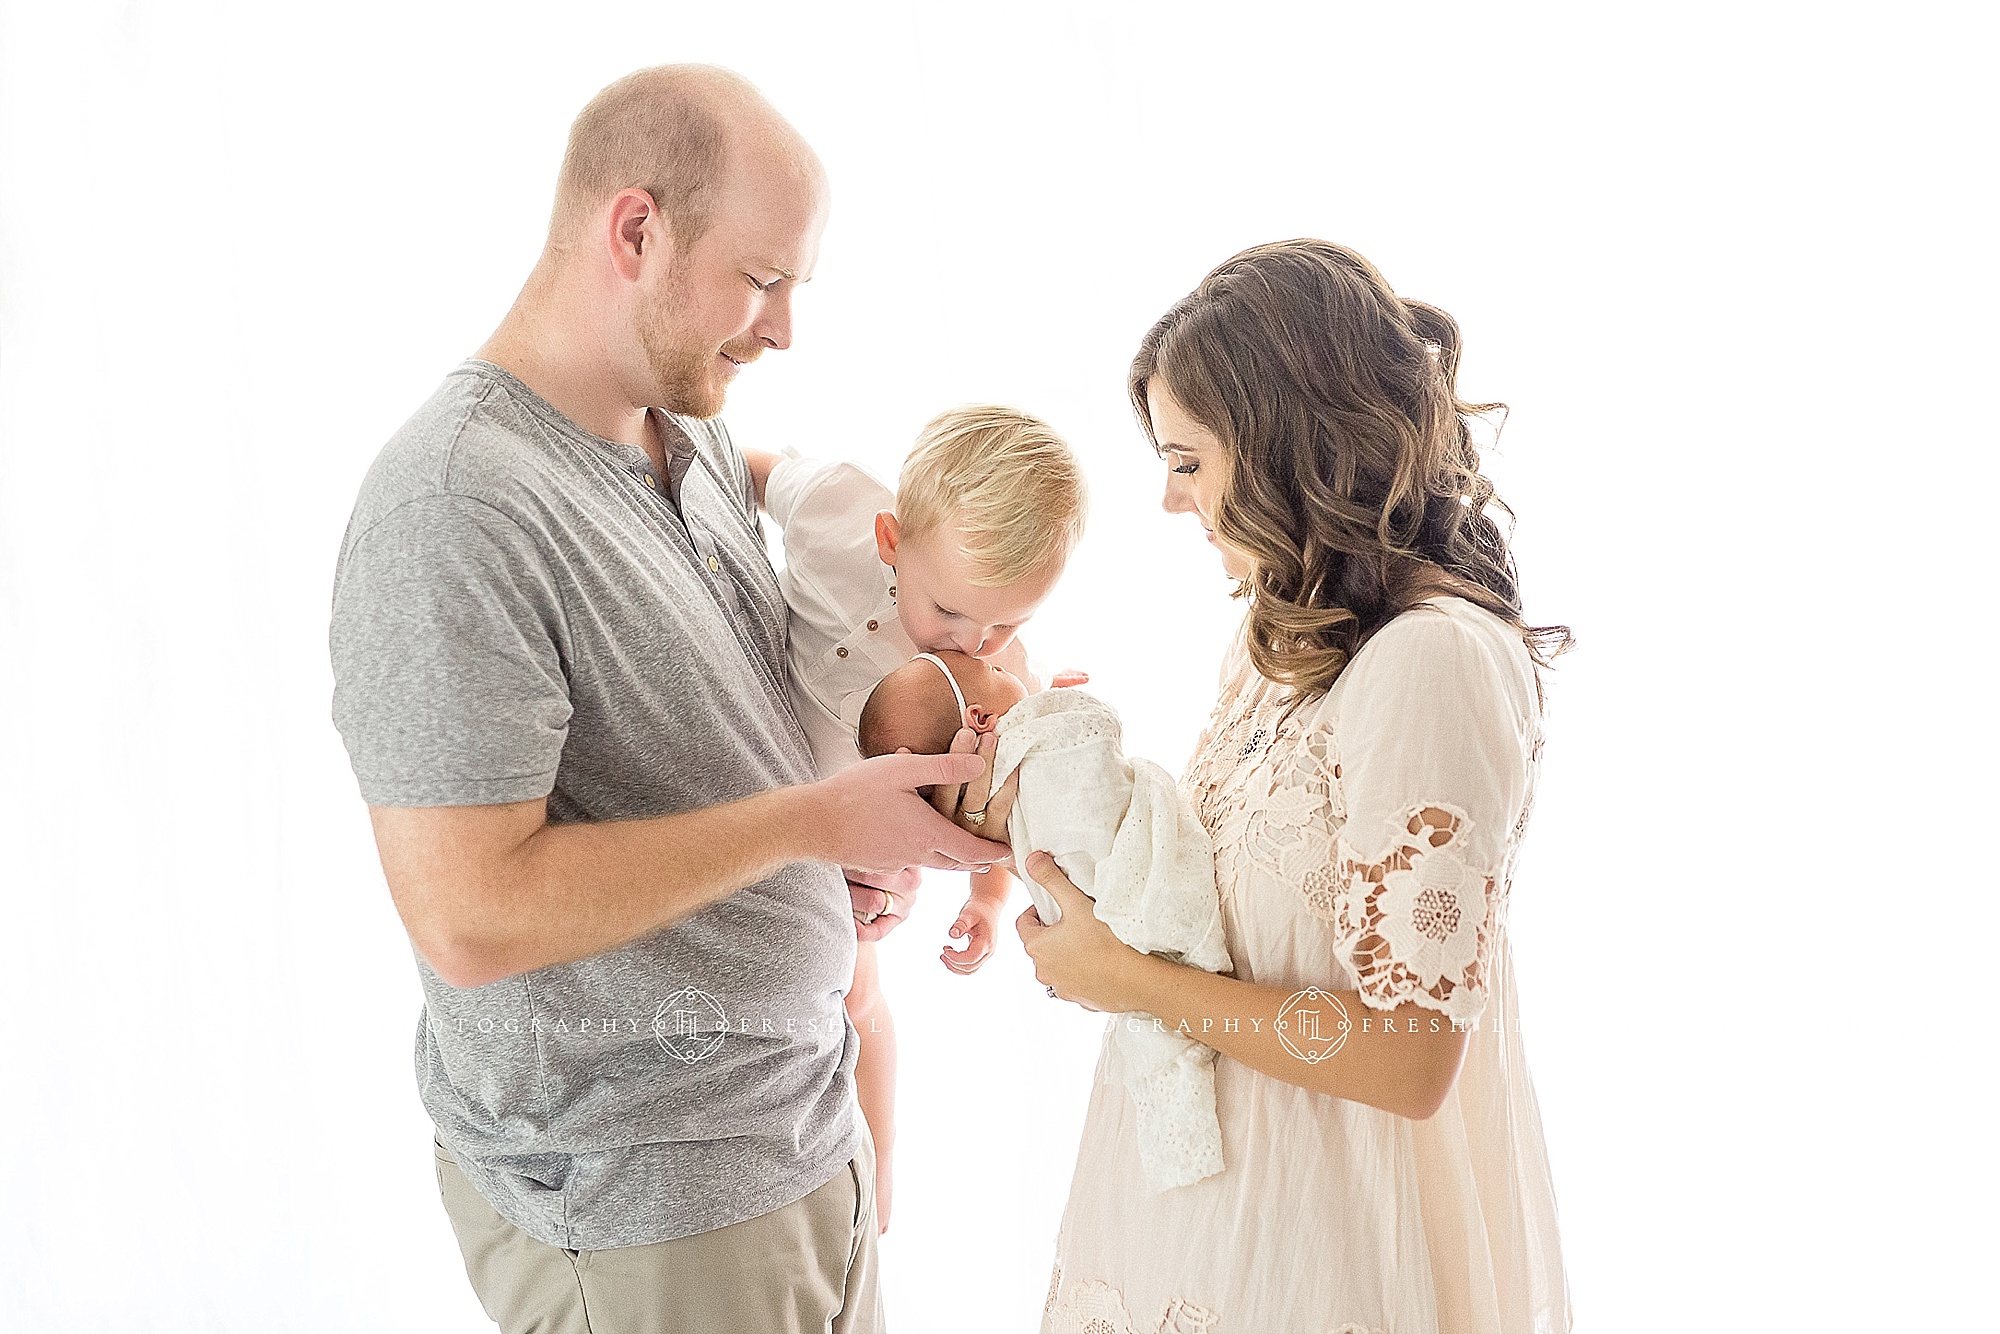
[2,2,1992,1330]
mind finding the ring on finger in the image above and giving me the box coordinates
[880,890,897,918]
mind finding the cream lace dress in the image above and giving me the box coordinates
[1041,597,1572,1334]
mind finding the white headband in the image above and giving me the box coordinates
[912,652,968,719]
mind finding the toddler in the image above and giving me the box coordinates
[743,405,1086,1230]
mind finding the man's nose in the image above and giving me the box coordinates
[755,289,794,351]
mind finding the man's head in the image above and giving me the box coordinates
[856,651,1029,760]
[546,65,829,418]
[873,405,1087,659]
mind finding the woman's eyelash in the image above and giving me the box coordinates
[1172,460,1200,475]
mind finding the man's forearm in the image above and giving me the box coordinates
[376,784,822,988]
[1111,953,1472,1120]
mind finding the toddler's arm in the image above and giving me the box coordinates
[942,865,1014,975]
[740,447,781,510]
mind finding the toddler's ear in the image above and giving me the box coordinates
[874,511,901,567]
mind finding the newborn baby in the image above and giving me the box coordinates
[859,651,1234,1192]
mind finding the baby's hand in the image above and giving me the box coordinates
[941,894,1005,975]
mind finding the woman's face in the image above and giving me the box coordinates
[1148,378,1253,579]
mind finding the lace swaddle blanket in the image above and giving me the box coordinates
[992,689,1233,1192]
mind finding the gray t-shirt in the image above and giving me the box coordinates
[329,360,858,1249]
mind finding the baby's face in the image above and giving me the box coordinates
[942,650,1028,728]
[856,649,1029,760]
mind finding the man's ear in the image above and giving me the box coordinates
[607,188,665,285]
[874,511,901,567]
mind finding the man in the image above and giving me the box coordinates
[329,65,1005,1332]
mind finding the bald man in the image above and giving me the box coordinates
[329,66,1001,1332]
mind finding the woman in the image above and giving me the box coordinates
[1015,240,1574,1333]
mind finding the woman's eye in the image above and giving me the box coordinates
[1173,460,1200,475]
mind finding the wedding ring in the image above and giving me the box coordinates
[964,807,988,827]
[880,890,897,918]
[1045,985,1058,998]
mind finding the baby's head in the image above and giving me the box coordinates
[857,650,1029,760]
[874,405,1087,659]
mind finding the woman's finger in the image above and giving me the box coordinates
[920,728,978,820]
[959,731,996,821]
[1024,850,1090,903]
[982,767,1020,833]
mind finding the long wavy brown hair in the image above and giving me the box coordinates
[1131,239,1572,704]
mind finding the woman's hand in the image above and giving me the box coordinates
[902,730,1016,849]
[1015,852,1148,1013]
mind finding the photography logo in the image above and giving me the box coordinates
[652,987,727,1065]
[1276,986,1350,1064]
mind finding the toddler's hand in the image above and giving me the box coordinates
[941,895,1004,975]
[1050,668,1090,688]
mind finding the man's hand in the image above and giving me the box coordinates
[809,749,1011,876]
[847,866,921,942]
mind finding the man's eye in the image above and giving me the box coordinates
[745,275,770,292]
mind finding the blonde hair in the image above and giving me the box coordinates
[896,405,1087,587]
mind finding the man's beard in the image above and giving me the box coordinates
[638,271,724,419]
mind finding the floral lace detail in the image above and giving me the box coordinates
[1179,668,1340,918]
[1334,803,1500,1023]
[1044,1274,1220,1334]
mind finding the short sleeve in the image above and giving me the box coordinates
[1329,605,1535,1024]
[766,452,893,539]
[763,452,896,633]
[763,448,818,530]
[330,494,573,807]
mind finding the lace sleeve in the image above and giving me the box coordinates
[1328,604,1537,1025]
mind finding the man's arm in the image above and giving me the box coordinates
[371,749,1005,989]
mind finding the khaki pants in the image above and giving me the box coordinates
[434,1130,883,1334]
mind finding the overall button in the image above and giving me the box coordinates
[866,620,879,632]
[836,647,849,658]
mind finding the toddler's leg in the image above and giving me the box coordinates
[845,939,897,1234]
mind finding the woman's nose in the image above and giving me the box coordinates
[1163,472,1194,515]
